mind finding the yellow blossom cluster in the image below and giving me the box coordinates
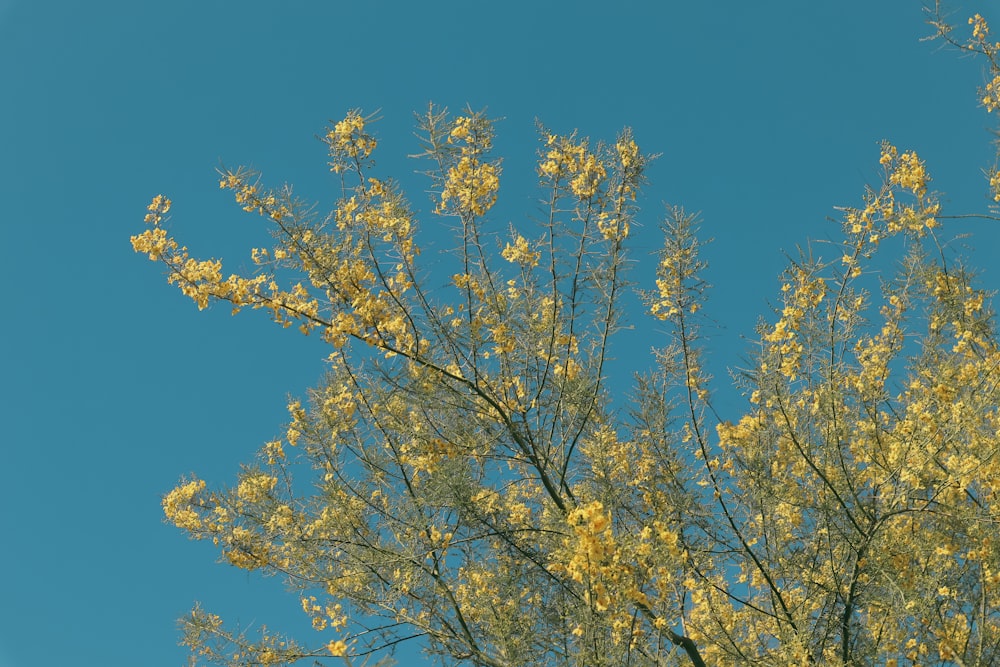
[570,153,607,199]
[881,144,929,194]
[161,469,299,575]
[841,148,941,267]
[436,114,501,217]
[500,235,540,267]
[262,439,285,465]
[988,168,1000,202]
[649,214,701,321]
[970,13,990,41]
[220,172,291,221]
[842,190,890,256]
[143,193,171,224]
[163,479,207,531]
[340,181,419,261]
[878,143,940,235]
[591,211,626,241]
[439,156,500,216]
[539,133,607,199]
[533,128,644,247]
[133,192,323,322]
[983,75,1000,113]
[236,473,278,504]
[559,501,617,611]
[716,413,767,447]
[763,267,826,379]
[452,565,502,624]
[615,135,642,173]
[326,110,376,172]
[284,398,307,447]
[447,115,492,150]
[847,292,907,401]
[224,526,268,570]
[955,12,1000,75]
[133,195,177,260]
[299,596,348,633]
[400,437,460,476]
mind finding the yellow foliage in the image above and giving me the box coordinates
[138,27,1000,663]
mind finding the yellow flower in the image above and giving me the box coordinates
[439,156,500,216]
[326,110,377,171]
[236,473,277,503]
[449,116,472,143]
[984,75,1000,113]
[886,147,928,194]
[990,169,1000,201]
[616,137,640,169]
[969,14,990,42]
[569,153,606,199]
[163,479,206,531]
[501,235,540,267]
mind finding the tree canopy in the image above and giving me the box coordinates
[133,8,1000,666]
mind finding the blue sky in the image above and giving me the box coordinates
[2,2,999,666]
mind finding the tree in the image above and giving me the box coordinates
[133,9,1000,666]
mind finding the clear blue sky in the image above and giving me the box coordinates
[2,2,999,666]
